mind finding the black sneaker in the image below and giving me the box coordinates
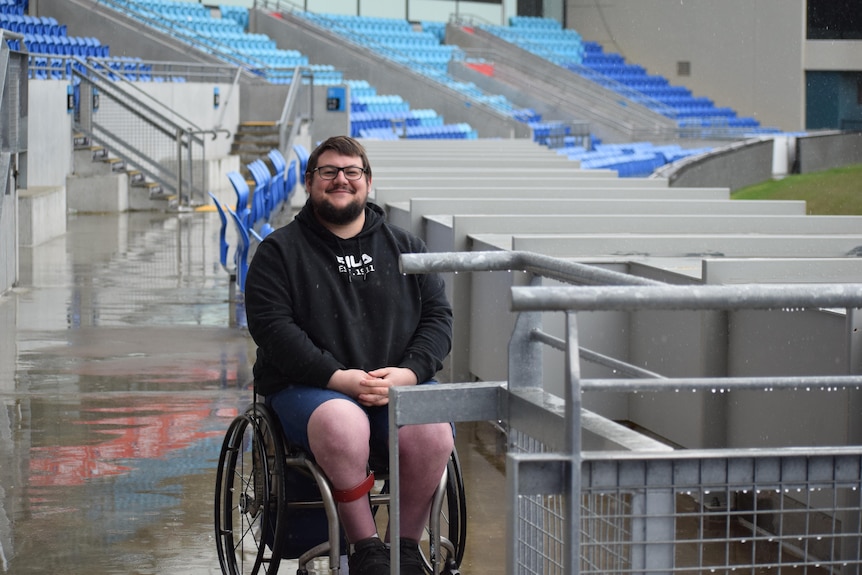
[349,537,391,575]
[399,538,426,575]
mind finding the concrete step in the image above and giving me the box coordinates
[232,121,280,167]
[69,135,191,213]
[127,169,145,185]
[128,181,176,211]
[72,133,90,149]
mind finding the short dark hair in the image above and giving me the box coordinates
[305,135,372,181]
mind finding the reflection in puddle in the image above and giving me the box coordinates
[28,397,230,487]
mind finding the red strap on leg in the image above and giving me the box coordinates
[332,472,375,503]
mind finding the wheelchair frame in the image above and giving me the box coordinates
[214,401,467,574]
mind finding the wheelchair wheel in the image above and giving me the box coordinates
[215,405,287,575]
[420,449,467,574]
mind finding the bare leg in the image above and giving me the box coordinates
[397,422,455,541]
[307,398,377,543]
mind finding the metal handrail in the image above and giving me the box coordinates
[277,66,314,156]
[71,57,224,207]
[399,250,663,286]
[510,283,862,312]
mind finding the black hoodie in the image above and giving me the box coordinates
[244,200,453,396]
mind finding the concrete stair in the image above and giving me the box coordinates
[231,121,279,173]
[68,134,176,212]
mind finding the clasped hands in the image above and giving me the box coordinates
[328,367,418,407]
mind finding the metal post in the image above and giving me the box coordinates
[175,128,183,208]
[389,398,402,575]
[848,307,862,374]
[505,455,522,575]
[565,311,581,575]
[185,130,194,208]
[508,275,544,392]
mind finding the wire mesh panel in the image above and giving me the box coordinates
[514,493,566,574]
[509,428,569,574]
[581,491,632,574]
[93,90,182,168]
[1,42,27,156]
[580,452,862,575]
[509,429,862,574]
[510,428,634,575]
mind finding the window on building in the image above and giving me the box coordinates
[808,0,862,39]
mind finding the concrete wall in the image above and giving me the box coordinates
[18,187,66,246]
[27,81,73,188]
[466,252,862,451]
[804,39,862,71]
[239,83,292,124]
[15,81,69,253]
[118,82,239,158]
[797,131,862,174]
[0,266,14,382]
[659,138,775,191]
[565,0,807,133]
[72,80,239,161]
[0,175,16,295]
[656,132,862,190]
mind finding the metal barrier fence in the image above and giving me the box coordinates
[390,251,862,575]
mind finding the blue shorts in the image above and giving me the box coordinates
[265,381,444,459]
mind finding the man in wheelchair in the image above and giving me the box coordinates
[244,135,455,575]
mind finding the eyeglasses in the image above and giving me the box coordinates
[312,166,367,181]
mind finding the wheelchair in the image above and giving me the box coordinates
[214,400,467,575]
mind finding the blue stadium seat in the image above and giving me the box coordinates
[247,159,271,230]
[227,207,251,293]
[207,191,232,275]
[285,158,298,199]
[293,144,309,185]
[267,148,288,210]
[226,171,251,226]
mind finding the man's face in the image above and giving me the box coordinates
[308,150,371,226]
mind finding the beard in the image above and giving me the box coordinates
[311,189,367,226]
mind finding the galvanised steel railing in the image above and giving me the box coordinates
[389,251,862,575]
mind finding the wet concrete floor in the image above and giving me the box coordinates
[0,210,507,574]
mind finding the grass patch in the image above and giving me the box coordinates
[731,163,862,215]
